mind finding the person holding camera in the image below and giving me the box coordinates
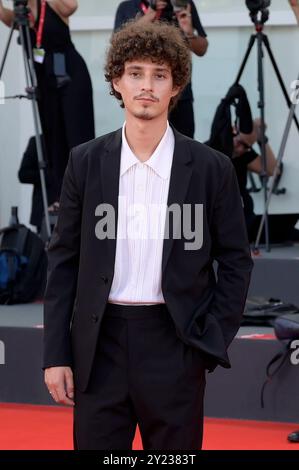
[206,84,282,243]
[0,0,95,209]
[114,0,208,138]
[231,117,280,242]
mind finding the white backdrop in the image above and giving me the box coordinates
[0,0,298,228]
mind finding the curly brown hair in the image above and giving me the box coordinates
[105,20,191,109]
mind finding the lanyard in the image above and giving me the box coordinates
[36,0,47,49]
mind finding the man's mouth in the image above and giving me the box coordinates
[135,95,158,103]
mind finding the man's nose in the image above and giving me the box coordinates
[141,75,154,91]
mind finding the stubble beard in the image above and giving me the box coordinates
[133,109,155,121]
[134,111,155,121]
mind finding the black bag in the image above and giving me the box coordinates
[0,224,47,305]
[242,297,299,326]
[273,313,299,341]
[260,312,299,408]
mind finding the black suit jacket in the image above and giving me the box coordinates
[43,128,253,392]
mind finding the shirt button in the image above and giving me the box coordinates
[137,184,144,191]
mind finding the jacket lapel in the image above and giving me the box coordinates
[162,130,193,275]
[100,129,122,270]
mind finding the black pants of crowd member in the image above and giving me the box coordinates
[74,303,206,450]
[169,99,195,139]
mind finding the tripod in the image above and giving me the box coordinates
[234,8,299,252]
[255,73,299,249]
[0,0,51,240]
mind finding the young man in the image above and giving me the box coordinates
[114,0,208,138]
[43,21,253,450]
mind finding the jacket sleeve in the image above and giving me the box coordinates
[209,157,254,349]
[43,149,82,369]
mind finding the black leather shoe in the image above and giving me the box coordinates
[288,430,299,443]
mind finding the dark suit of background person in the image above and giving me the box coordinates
[43,126,253,448]
[30,1,95,204]
[114,0,208,138]
[0,0,95,205]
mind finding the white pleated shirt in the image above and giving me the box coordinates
[108,122,175,305]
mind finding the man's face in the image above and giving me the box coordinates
[112,60,180,121]
[232,126,256,158]
[233,134,251,158]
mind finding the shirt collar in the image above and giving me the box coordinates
[120,122,174,180]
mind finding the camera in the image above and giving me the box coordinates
[246,0,271,24]
[11,0,31,25]
[170,0,190,11]
[149,0,190,22]
[12,0,29,8]
[245,0,271,13]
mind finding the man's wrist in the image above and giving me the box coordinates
[184,30,197,40]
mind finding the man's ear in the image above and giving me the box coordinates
[113,78,121,93]
[171,86,181,99]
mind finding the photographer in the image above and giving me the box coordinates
[0,0,95,209]
[206,84,280,242]
[114,0,208,138]
[231,117,279,242]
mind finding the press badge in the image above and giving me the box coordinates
[33,48,46,64]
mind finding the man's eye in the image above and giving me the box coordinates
[130,72,140,78]
[156,74,166,79]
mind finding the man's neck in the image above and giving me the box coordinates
[124,115,169,162]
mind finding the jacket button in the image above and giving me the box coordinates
[92,314,99,323]
[100,275,109,284]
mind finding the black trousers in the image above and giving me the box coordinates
[74,303,206,450]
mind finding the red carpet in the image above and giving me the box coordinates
[0,403,298,450]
